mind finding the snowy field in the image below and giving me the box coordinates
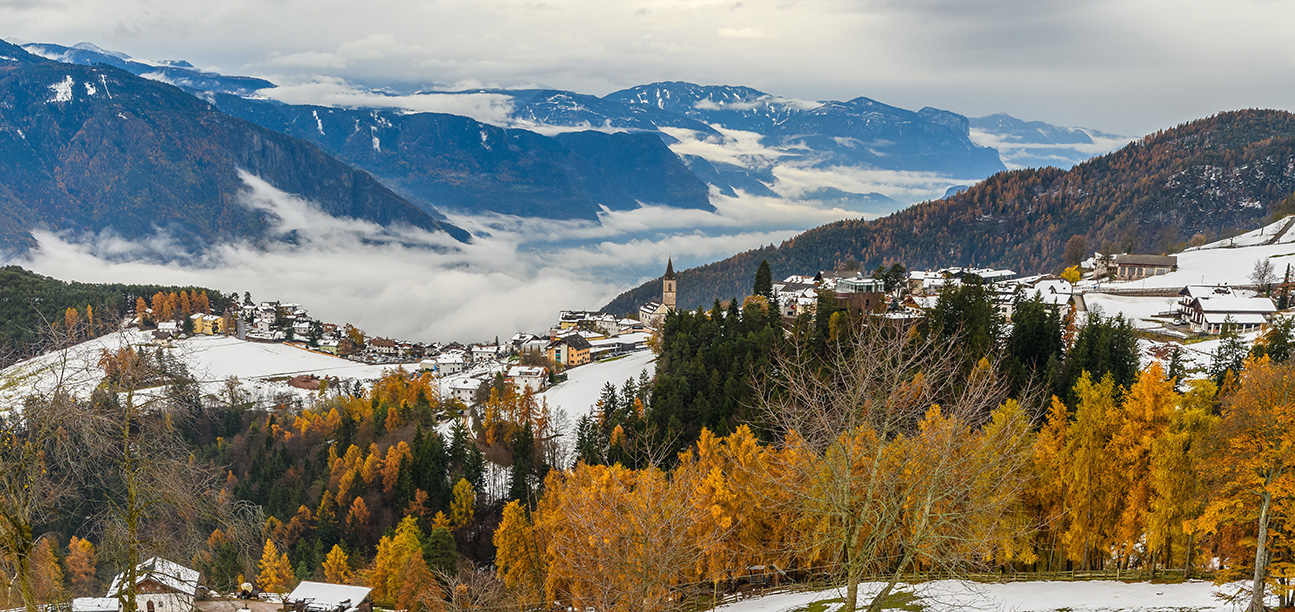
[1083,294,1179,328]
[0,331,417,411]
[538,350,656,425]
[714,580,1246,612]
[1107,217,1295,291]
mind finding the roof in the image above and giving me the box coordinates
[1193,295,1277,314]
[508,366,546,377]
[555,334,592,350]
[1203,312,1268,325]
[663,258,676,281]
[1180,285,1234,299]
[286,582,373,612]
[1115,254,1178,266]
[108,557,199,598]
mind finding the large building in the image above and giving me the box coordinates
[1113,254,1178,280]
[105,558,199,612]
[639,259,677,329]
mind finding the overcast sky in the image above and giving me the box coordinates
[4,0,1294,139]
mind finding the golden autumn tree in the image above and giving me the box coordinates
[1193,358,1295,611]
[1063,372,1119,569]
[322,545,352,584]
[135,297,149,324]
[756,325,1029,612]
[31,537,63,603]
[1147,379,1218,575]
[1110,362,1176,567]
[449,479,476,530]
[64,537,97,596]
[1031,396,1070,570]
[346,497,372,547]
[493,501,545,599]
[257,539,293,593]
[369,517,432,609]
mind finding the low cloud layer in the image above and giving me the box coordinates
[10,172,859,344]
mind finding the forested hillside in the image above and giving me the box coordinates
[605,109,1295,314]
[0,266,229,365]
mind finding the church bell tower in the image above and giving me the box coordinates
[663,258,677,311]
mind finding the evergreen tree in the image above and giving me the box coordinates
[753,259,773,299]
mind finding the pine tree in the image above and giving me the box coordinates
[753,259,773,299]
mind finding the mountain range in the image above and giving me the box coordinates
[19,40,1127,224]
[603,109,1295,314]
[0,40,468,253]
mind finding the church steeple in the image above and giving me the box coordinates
[662,258,677,311]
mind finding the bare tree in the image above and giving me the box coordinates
[88,345,224,612]
[1251,258,1277,294]
[0,318,103,612]
[756,323,1033,612]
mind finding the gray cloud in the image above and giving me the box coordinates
[5,0,1294,134]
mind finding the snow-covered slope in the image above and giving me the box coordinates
[714,579,1240,612]
[537,350,656,424]
[0,331,416,411]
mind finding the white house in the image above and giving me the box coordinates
[506,366,548,393]
[449,377,485,405]
[106,557,199,612]
[1183,292,1278,334]
[285,581,372,612]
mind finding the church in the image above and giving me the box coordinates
[638,259,677,329]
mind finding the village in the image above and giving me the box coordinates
[115,212,1295,414]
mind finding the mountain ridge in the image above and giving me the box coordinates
[0,40,469,253]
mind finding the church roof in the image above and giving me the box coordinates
[664,258,676,281]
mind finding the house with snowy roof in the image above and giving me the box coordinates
[1183,292,1277,334]
[506,365,548,393]
[105,557,199,612]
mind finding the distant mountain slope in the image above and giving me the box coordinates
[209,95,713,219]
[0,40,467,253]
[603,109,1295,314]
[22,41,274,96]
[969,113,1130,170]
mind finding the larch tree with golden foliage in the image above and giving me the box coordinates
[1110,363,1176,568]
[1147,380,1217,576]
[64,537,97,596]
[322,545,351,584]
[257,539,293,593]
[449,479,475,530]
[755,325,1030,612]
[1062,372,1119,569]
[1193,357,1295,611]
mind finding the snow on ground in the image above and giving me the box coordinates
[0,331,417,411]
[1083,294,1179,328]
[538,350,656,426]
[714,580,1243,612]
[1184,216,1295,250]
[1108,225,1295,291]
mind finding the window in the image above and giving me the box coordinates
[146,601,155,612]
